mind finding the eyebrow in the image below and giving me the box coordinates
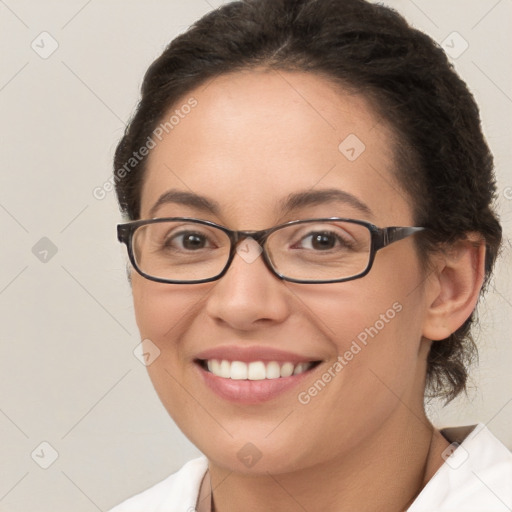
[148,188,373,219]
[279,188,373,217]
[148,190,221,218]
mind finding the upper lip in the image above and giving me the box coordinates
[194,345,322,364]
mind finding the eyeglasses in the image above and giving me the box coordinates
[117,217,425,284]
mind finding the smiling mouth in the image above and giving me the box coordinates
[197,359,322,380]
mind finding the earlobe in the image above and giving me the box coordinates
[422,234,486,341]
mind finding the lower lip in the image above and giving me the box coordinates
[196,362,317,405]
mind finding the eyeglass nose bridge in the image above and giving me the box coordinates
[223,227,284,280]
[228,227,272,245]
[225,226,277,258]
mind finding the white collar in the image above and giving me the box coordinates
[409,422,512,511]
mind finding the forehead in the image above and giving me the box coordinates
[140,69,413,227]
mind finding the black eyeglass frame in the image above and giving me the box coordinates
[117,217,425,285]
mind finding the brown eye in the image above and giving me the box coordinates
[299,231,339,250]
[167,231,211,251]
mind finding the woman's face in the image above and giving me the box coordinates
[132,69,433,474]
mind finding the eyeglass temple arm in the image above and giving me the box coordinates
[376,226,426,250]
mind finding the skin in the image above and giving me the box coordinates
[131,69,485,512]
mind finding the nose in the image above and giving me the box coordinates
[205,237,291,331]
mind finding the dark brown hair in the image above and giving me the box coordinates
[113,0,502,403]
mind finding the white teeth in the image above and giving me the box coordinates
[211,359,221,375]
[248,361,266,380]
[219,359,231,378]
[293,362,309,375]
[265,361,281,379]
[230,361,247,380]
[280,362,294,377]
[204,359,314,380]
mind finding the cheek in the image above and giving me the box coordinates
[131,276,209,422]
[296,260,427,395]
[132,275,205,342]
[298,276,421,349]
[285,275,426,457]
[131,275,208,393]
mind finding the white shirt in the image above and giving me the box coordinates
[108,423,512,511]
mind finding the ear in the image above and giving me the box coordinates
[422,234,486,341]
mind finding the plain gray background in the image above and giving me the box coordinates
[0,0,511,510]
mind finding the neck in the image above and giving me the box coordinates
[206,409,450,512]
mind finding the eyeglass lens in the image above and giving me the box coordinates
[131,219,372,282]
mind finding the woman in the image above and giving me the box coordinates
[109,0,511,510]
